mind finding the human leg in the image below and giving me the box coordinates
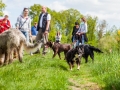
[82,35,85,44]
[42,33,49,55]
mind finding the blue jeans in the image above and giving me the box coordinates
[82,35,85,44]
[21,31,29,43]
[73,36,79,48]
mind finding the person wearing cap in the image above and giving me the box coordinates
[72,22,80,48]
[0,15,11,34]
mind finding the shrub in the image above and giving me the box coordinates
[98,35,118,53]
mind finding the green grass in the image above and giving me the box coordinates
[0,51,120,90]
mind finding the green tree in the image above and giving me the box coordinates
[59,9,82,35]
[86,15,98,45]
[29,4,58,42]
[0,0,6,16]
[58,9,82,42]
[29,4,42,25]
[97,20,107,40]
[29,4,98,43]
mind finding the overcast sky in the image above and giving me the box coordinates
[2,0,120,28]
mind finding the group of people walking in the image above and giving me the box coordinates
[0,6,51,55]
[0,5,88,56]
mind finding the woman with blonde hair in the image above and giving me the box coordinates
[76,17,88,44]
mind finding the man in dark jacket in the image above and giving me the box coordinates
[35,6,51,55]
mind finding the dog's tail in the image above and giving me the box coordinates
[23,40,43,54]
[89,45,103,53]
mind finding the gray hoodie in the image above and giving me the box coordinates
[16,15,31,32]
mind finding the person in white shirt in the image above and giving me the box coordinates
[16,8,31,43]
[34,6,51,55]
[55,31,62,43]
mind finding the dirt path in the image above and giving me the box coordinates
[69,78,101,90]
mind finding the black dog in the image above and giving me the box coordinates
[79,44,103,63]
[66,46,84,70]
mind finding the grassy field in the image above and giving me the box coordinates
[0,50,120,90]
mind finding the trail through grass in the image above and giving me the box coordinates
[0,51,120,90]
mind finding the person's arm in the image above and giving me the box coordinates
[46,20,50,31]
[16,17,20,29]
[28,18,31,36]
[7,20,11,28]
[80,23,87,34]
[85,23,87,33]
[45,14,51,34]
[0,19,4,28]
[76,27,81,34]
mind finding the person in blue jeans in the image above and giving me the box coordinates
[16,8,32,55]
[76,17,88,44]
[72,22,80,48]
[16,8,31,43]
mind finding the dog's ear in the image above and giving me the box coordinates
[75,46,79,50]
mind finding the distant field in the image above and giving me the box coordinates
[0,50,120,90]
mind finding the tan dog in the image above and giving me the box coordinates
[30,35,36,43]
[0,28,43,66]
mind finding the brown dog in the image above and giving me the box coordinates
[46,41,71,59]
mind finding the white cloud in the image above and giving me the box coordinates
[48,0,120,27]
[49,1,67,11]
[3,10,10,16]
[2,0,120,27]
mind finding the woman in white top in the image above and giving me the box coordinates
[76,17,88,44]
[55,31,62,43]
[16,8,31,43]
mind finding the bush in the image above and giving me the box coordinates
[98,35,118,53]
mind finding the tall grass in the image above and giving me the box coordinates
[0,51,120,90]
[90,51,120,90]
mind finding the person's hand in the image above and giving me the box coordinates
[44,30,48,34]
[76,32,78,35]
[0,26,4,28]
[6,25,10,27]
[78,33,81,35]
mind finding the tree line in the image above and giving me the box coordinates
[1,1,120,53]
